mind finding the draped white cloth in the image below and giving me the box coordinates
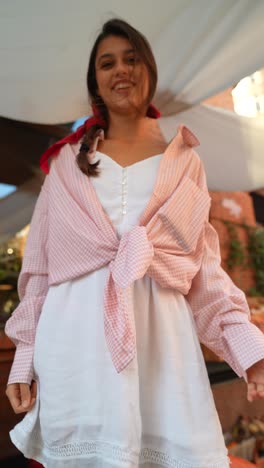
[1,0,264,124]
[159,105,264,191]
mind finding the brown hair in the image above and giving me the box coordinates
[76,18,158,177]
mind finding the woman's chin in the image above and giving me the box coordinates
[110,102,143,117]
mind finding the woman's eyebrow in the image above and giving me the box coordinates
[98,48,135,63]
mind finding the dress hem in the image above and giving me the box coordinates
[10,428,231,468]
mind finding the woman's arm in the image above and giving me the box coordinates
[186,219,264,382]
[5,176,49,385]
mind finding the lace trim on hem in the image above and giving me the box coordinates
[11,421,230,468]
[140,448,230,467]
[43,440,230,468]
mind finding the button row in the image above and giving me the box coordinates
[122,168,127,216]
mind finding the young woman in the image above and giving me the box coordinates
[5,18,264,468]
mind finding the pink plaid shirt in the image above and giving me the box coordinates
[5,125,264,385]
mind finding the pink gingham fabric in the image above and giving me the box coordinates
[5,124,264,385]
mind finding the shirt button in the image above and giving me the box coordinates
[121,169,127,216]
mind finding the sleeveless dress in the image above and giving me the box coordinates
[9,151,230,468]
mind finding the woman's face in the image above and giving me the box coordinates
[95,35,150,116]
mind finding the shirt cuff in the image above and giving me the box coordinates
[222,321,264,382]
[7,343,35,385]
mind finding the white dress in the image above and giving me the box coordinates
[9,151,230,468]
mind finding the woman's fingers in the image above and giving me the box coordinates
[6,382,37,414]
[30,380,37,404]
[247,382,256,402]
[6,383,22,413]
[256,382,264,397]
[247,382,264,402]
[20,382,37,410]
[20,383,32,408]
[6,383,27,413]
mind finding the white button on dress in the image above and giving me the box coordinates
[9,151,230,467]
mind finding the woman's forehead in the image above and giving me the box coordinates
[96,36,134,60]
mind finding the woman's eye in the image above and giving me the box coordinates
[100,56,139,69]
[101,62,113,69]
[127,56,138,64]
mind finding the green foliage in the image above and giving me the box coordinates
[223,221,247,269]
[0,241,22,328]
[0,243,22,284]
[245,225,264,296]
[223,220,264,296]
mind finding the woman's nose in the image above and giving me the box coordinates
[114,59,130,76]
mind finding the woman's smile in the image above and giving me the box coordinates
[112,80,134,95]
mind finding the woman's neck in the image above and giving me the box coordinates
[106,112,157,142]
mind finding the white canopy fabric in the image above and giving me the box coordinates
[0,0,264,240]
[1,0,264,124]
[159,104,264,191]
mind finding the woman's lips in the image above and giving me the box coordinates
[112,81,134,94]
[113,86,132,94]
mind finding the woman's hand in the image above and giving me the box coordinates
[6,381,37,414]
[246,358,264,402]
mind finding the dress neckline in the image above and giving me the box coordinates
[95,150,163,170]
[71,124,200,232]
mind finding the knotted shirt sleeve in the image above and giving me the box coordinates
[5,176,49,385]
[186,160,264,382]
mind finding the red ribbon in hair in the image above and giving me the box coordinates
[40,103,161,174]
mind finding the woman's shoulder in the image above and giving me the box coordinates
[48,138,81,173]
[174,125,207,190]
[169,122,202,171]
[40,132,83,175]
[180,140,203,176]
